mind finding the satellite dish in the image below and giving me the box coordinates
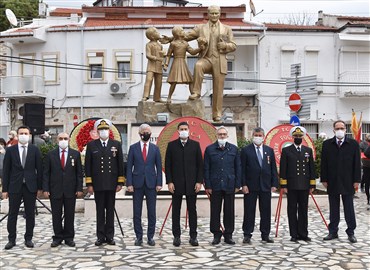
[249,0,256,16]
[5,9,18,27]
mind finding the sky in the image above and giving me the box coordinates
[44,0,370,23]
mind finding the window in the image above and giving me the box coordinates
[225,61,234,90]
[87,51,104,80]
[19,54,35,76]
[281,48,295,78]
[115,124,128,155]
[114,51,132,80]
[345,123,370,140]
[42,53,59,83]
[342,51,370,72]
[305,50,319,76]
[301,123,319,139]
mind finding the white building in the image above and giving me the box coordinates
[0,3,369,149]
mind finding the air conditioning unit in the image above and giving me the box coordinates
[109,82,127,96]
[17,104,24,120]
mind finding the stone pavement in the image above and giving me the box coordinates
[0,193,369,270]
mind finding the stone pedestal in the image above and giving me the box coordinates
[137,99,205,122]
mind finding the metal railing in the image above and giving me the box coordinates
[0,75,46,97]
[338,71,370,97]
[224,71,258,90]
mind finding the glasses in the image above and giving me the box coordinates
[58,137,69,141]
[334,128,345,131]
[217,133,227,136]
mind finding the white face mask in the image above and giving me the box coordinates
[99,129,109,140]
[179,130,189,139]
[18,134,29,145]
[335,130,345,139]
[253,136,263,146]
[218,138,228,146]
[59,140,69,149]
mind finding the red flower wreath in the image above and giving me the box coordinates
[76,119,115,152]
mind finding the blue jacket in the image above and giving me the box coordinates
[240,144,278,192]
[204,141,241,192]
[126,141,162,189]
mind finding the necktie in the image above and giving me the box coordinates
[338,140,342,148]
[257,146,262,167]
[21,146,27,168]
[61,150,65,169]
[143,143,147,162]
[102,142,106,148]
[182,141,185,147]
[297,147,301,153]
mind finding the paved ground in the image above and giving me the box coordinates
[0,192,369,270]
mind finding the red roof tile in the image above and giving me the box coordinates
[49,8,82,17]
[264,23,336,31]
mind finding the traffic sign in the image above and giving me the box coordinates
[288,93,302,112]
[290,115,300,126]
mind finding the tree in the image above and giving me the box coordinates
[0,0,39,32]
[277,12,315,26]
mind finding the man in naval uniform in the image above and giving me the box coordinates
[279,126,316,243]
[85,119,125,246]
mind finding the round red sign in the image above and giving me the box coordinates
[288,93,302,112]
[264,124,316,169]
[156,117,217,170]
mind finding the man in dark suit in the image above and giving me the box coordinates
[321,120,361,243]
[241,127,278,244]
[85,119,125,246]
[2,126,43,250]
[165,121,203,247]
[43,132,83,247]
[280,126,316,243]
[126,124,162,246]
[204,126,241,245]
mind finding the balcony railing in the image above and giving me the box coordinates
[0,75,46,98]
[224,71,258,91]
[338,71,370,97]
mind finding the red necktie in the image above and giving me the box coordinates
[143,143,147,162]
[61,150,65,169]
[338,140,342,148]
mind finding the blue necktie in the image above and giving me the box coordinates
[257,146,262,167]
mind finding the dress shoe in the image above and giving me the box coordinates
[65,240,76,247]
[5,242,15,250]
[243,236,251,244]
[298,236,311,242]
[189,238,199,246]
[95,239,105,246]
[262,237,274,243]
[147,239,155,246]
[188,93,200,100]
[51,240,62,247]
[290,237,298,242]
[224,238,236,245]
[173,237,181,247]
[348,235,357,243]
[134,238,143,246]
[106,239,115,245]
[323,233,338,241]
[212,237,221,245]
[25,240,34,248]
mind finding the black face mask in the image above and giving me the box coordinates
[294,137,302,145]
[140,133,151,142]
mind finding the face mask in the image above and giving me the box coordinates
[140,132,151,142]
[335,130,345,139]
[294,137,302,145]
[179,130,189,139]
[59,140,69,149]
[218,138,228,147]
[253,136,263,145]
[18,134,29,144]
[99,129,109,140]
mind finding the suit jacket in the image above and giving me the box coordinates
[2,144,43,193]
[85,139,125,191]
[280,144,316,190]
[146,41,163,73]
[186,21,236,74]
[204,141,241,192]
[240,144,278,192]
[126,141,162,189]
[321,136,361,195]
[43,147,83,199]
[165,138,203,195]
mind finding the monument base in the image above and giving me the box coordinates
[137,99,205,123]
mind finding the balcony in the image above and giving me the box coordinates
[223,71,258,96]
[338,71,370,97]
[0,76,46,99]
